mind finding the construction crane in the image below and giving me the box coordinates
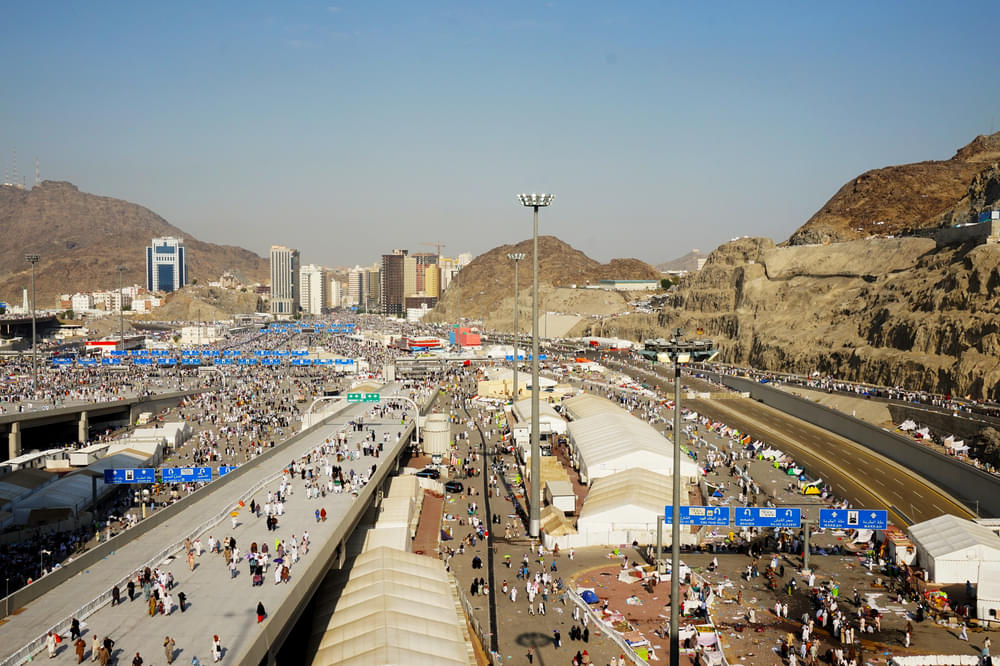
[419,241,446,257]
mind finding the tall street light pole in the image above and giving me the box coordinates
[117,265,126,350]
[25,254,39,395]
[517,193,553,539]
[653,328,714,666]
[507,252,525,402]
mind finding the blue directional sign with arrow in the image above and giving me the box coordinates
[818,508,887,530]
[734,507,801,528]
[161,467,213,483]
[104,468,156,484]
[664,506,731,526]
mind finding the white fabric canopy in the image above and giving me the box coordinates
[562,393,623,420]
[312,547,473,666]
[568,412,699,483]
[577,468,676,532]
[908,515,1000,583]
[512,398,567,435]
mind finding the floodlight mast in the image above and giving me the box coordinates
[516,193,553,539]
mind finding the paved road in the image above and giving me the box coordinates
[687,396,975,525]
[0,387,412,665]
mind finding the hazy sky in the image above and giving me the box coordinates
[3,2,999,267]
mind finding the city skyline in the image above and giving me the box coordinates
[3,2,1000,266]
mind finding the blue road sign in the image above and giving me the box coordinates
[818,508,888,530]
[103,468,156,484]
[161,467,213,483]
[734,506,802,528]
[664,506,731,526]
[218,465,238,477]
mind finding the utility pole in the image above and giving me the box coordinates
[117,265,126,350]
[25,254,40,395]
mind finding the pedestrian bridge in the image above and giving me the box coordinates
[0,382,430,666]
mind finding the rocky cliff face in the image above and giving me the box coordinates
[789,132,1000,245]
[655,236,1000,400]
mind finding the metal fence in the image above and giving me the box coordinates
[455,579,501,666]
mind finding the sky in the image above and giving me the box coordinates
[3,1,1000,268]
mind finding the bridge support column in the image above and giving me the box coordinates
[337,543,346,569]
[8,422,21,460]
[79,411,89,444]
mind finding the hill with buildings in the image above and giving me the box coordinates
[656,249,705,273]
[0,181,268,307]
[428,236,660,327]
[788,131,1000,245]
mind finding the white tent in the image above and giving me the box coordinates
[575,468,699,546]
[311,546,474,666]
[567,412,699,483]
[908,515,1000,583]
[562,393,622,421]
[899,420,917,431]
[978,562,1000,623]
[512,398,567,435]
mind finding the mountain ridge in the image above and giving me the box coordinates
[0,181,268,306]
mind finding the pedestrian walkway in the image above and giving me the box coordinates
[0,389,412,666]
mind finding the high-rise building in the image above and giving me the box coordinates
[424,264,440,298]
[145,237,187,293]
[270,245,300,316]
[348,266,364,306]
[299,264,327,316]
[403,255,417,298]
[366,268,380,307]
[328,279,342,308]
[381,249,407,316]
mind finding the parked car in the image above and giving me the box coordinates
[415,467,440,479]
[444,480,463,494]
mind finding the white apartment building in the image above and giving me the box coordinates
[299,264,327,316]
[328,279,342,308]
[71,293,94,312]
[270,245,300,316]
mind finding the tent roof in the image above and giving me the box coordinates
[579,468,676,522]
[562,393,622,420]
[312,547,473,666]
[908,515,1000,560]
[14,450,149,513]
[568,412,699,478]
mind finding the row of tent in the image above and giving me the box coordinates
[106,349,309,357]
[53,357,355,367]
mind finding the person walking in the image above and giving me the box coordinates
[211,635,222,662]
[91,635,100,662]
[164,636,176,664]
[74,637,87,664]
[111,585,121,606]
[46,631,58,659]
[553,629,561,649]
[178,591,187,612]
[71,618,81,641]
[127,580,136,601]
[256,601,266,623]
[131,652,143,666]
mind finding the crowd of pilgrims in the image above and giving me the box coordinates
[0,317,447,599]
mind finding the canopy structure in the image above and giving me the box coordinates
[11,448,156,524]
[567,412,699,484]
[311,547,475,666]
[577,468,676,532]
[978,562,1000,622]
[562,393,622,421]
[908,514,1000,583]
[511,398,567,435]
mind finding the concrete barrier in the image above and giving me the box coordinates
[705,372,1000,518]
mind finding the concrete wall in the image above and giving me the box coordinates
[932,220,1000,247]
[886,404,992,443]
[705,373,1000,518]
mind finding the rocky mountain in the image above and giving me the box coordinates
[0,181,268,306]
[647,235,1000,400]
[789,131,1000,245]
[657,249,704,272]
[429,236,660,324]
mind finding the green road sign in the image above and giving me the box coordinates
[347,393,363,402]
[364,393,380,402]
